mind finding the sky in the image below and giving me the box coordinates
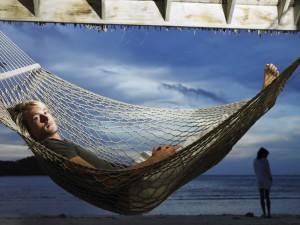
[0,22,299,175]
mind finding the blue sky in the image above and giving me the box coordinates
[0,23,299,175]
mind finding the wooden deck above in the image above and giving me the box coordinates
[0,0,299,31]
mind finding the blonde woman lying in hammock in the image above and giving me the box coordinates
[9,64,279,171]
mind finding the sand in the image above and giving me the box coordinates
[0,214,299,225]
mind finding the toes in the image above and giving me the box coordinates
[271,65,279,77]
[265,63,279,77]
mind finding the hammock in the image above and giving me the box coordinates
[0,31,299,215]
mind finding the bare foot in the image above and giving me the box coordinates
[262,64,279,90]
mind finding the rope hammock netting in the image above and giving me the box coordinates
[0,31,299,215]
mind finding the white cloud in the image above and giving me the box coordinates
[0,144,33,161]
[225,111,300,161]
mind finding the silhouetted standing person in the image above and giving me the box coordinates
[253,147,273,218]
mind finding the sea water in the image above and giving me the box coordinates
[0,175,299,216]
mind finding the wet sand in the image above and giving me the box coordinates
[1,214,299,225]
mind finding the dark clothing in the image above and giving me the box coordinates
[41,138,117,170]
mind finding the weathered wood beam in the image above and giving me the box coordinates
[295,0,300,25]
[33,0,39,16]
[19,0,40,16]
[86,0,105,19]
[102,0,106,20]
[154,0,171,21]
[164,0,172,21]
[0,0,299,31]
[277,0,291,25]
[224,0,236,24]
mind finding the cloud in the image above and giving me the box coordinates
[45,50,240,108]
[0,144,33,161]
[225,111,300,162]
[160,83,227,104]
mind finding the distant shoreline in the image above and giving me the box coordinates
[1,157,299,176]
[0,156,46,176]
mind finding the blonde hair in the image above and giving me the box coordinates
[8,100,48,137]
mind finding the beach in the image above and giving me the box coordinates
[1,175,299,225]
[1,214,300,225]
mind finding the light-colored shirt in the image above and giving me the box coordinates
[253,158,272,189]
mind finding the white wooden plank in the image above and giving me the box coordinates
[19,0,40,16]
[102,0,106,20]
[33,0,40,16]
[295,0,300,25]
[278,0,291,25]
[164,0,172,21]
[172,0,279,5]
[170,3,295,30]
[39,0,101,23]
[86,0,106,19]
[0,0,298,31]
[225,0,236,24]
[1,0,34,19]
[105,1,164,21]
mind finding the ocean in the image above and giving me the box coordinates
[0,175,299,216]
